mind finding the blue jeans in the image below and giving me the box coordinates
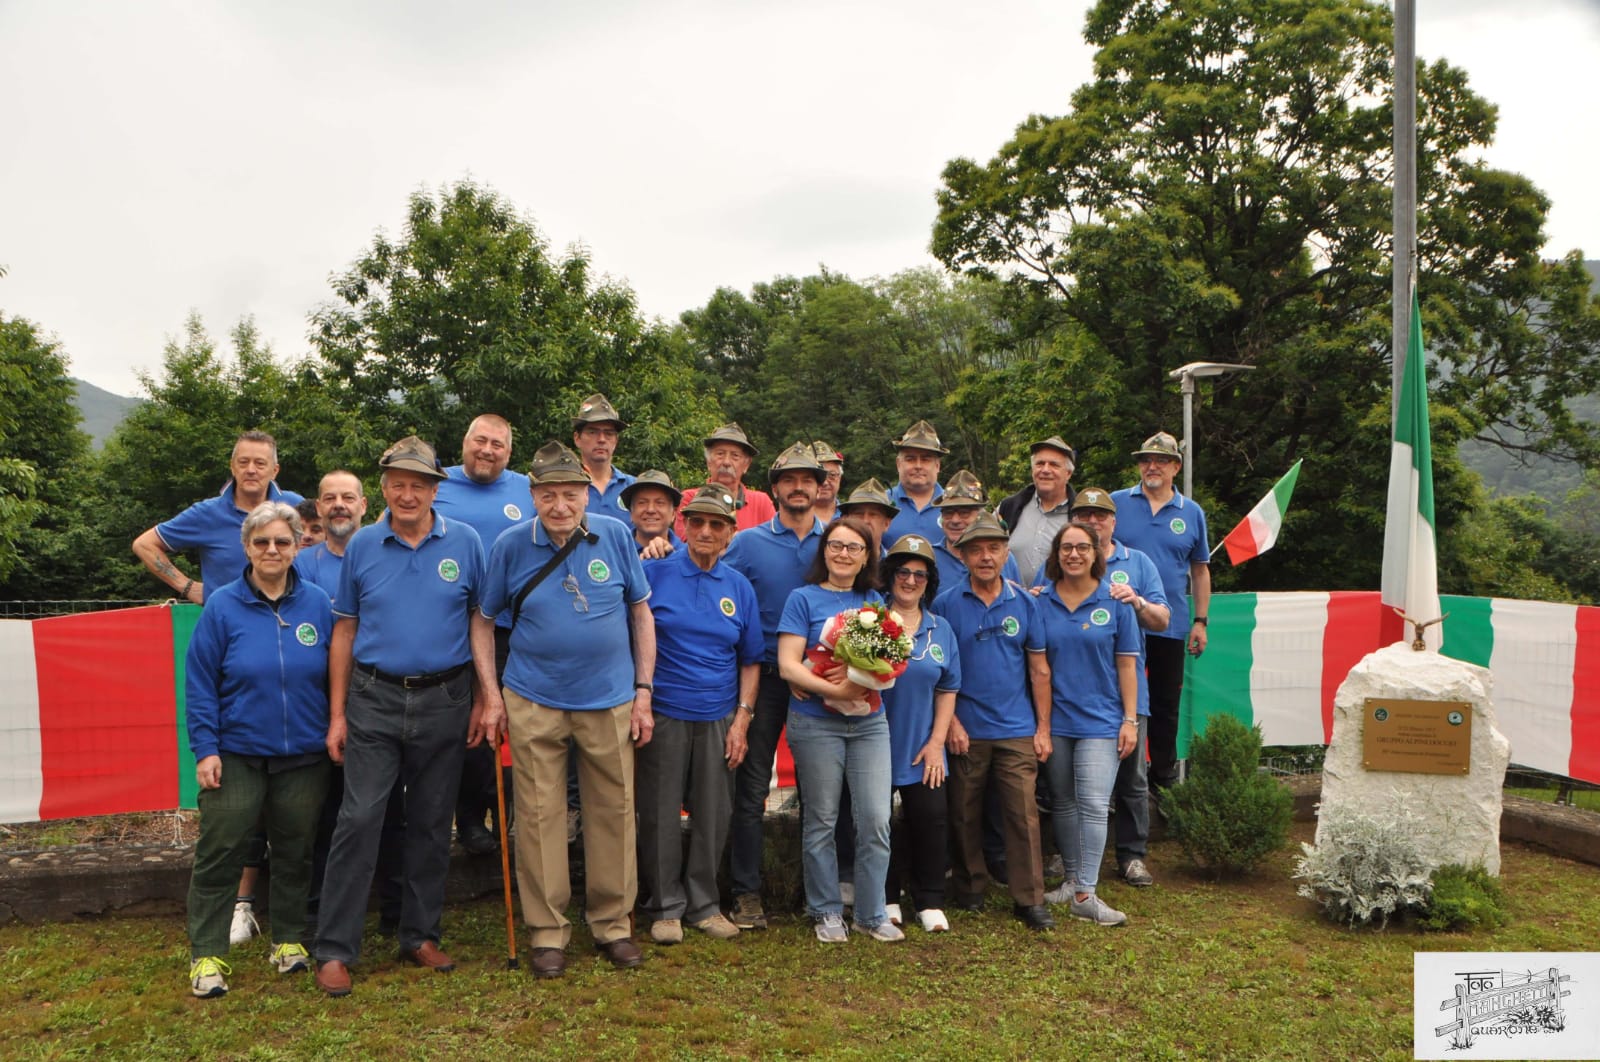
[785,710,892,927]
[1045,736,1119,895]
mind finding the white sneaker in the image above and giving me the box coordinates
[1069,893,1128,926]
[856,920,905,942]
[189,956,230,998]
[917,908,950,933]
[884,903,903,926]
[268,942,311,974]
[1042,882,1074,905]
[229,901,259,947]
[814,913,849,943]
[650,919,683,945]
[838,881,854,907]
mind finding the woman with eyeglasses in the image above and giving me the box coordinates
[183,501,334,998]
[1037,521,1140,927]
[876,535,961,933]
[776,517,900,943]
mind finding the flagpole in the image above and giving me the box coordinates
[1393,0,1417,420]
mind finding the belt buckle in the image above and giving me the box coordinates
[402,673,423,689]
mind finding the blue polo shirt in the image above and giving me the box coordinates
[635,528,684,556]
[931,580,1045,741]
[643,550,762,722]
[879,614,961,786]
[885,482,945,545]
[588,469,637,528]
[294,542,346,601]
[1110,485,1209,639]
[334,512,484,674]
[480,513,649,711]
[932,538,1020,600]
[777,584,884,719]
[722,515,825,664]
[434,466,532,550]
[1038,581,1141,740]
[156,481,303,601]
[1030,541,1167,716]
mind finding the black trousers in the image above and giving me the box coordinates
[887,780,948,911]
[1145,635,1187,790]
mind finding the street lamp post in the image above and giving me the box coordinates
[1167,361,1257,497]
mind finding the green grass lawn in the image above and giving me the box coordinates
[2,827,1596,1061]
[1507,786,1600,811]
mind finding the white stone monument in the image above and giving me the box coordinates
[1318,643,1512,875]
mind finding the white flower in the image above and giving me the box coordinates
[856,608,878,628]
[888,610,904,626]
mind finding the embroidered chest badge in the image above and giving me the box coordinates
[438,559,460,582]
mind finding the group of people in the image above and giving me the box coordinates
[142,400,1209,999]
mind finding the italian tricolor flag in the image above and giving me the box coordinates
[1221,460,1302,564]
[1379,289,1442,649]
[1179,592,1600,784]
[0,606,200,824]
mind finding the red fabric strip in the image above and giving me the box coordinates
[1570,605,1600,786]
[1321,591,1383,742]
[35,607,179,818]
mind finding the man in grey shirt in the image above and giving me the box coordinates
[995,436,1077,585]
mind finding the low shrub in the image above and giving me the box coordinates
[1293,808,1434,927]
[1162,714,1293,876]
[1419,863,1509,932]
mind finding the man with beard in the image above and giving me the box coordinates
[295,471,368,595]
[720,442,827,930]
[434,414,532,856]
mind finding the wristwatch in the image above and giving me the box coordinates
[737,702,755,716]
[634,682,653,692]
[1193,616,1208,626]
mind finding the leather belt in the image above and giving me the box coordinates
[357,661,470,689]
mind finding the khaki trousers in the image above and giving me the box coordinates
[504,689,637,948]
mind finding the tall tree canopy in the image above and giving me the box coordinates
[932,0,1600,593]
[311,181,719,475]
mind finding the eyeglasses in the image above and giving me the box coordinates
[250,537,295,550]
[893,569,929,583]
[823,470,843,481]
[1059,542,1096,555]
[825,541,866,556]
[561,573,590,613]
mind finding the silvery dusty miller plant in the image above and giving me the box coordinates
[1293,806,1435,928]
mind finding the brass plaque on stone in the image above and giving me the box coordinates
[1362,698,1472,774]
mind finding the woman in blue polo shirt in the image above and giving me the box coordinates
[1037,522,1140,927]
[877,535,961,934]
[183,502,333,998]
[776,517,899,944]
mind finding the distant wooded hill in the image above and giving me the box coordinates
[69,378,142,448]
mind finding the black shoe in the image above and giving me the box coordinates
[954,892,986,912]
[1013,904,1055,931]
[986,860,1009,886]
[459,822,498,856]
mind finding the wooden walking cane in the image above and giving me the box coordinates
[492,733,517,970]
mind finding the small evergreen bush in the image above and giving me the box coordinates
[1293,808,1434,927]
[1162,714,1293,876]
[1419,863,1509,932]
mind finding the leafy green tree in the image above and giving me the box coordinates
[311,181,719,473]
[0,314,92,593]
[932,0,1600,592]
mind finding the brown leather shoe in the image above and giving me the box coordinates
[595,937,644,969]
[315,960,352,997]
[530,947,567,979]
[399,941,456,972]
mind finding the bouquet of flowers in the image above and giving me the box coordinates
[804,602,913,715]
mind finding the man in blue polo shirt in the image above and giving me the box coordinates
[1060,487,1170,888]
[132,430,302,603]
[479,441,655,979]
[571,393,637,526]
[433,413,531,857]
[313,436,502,998]
[930,471,1020,592]
[623,470,683,558]
[1110,432,1211,795]
[294,470,367,598]
[931,512,1054,931]
[637,486,760,944]
[720,442,826,931]
[885,420,947,544]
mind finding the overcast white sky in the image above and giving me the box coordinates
[3,0,1596,396]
